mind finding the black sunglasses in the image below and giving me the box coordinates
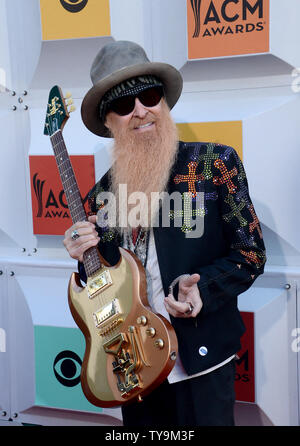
[108,86,164,116]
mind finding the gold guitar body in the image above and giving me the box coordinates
[68,247,178,408]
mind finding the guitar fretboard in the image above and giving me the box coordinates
[50,130,101,277]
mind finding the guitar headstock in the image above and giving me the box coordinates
[44,85,75,136]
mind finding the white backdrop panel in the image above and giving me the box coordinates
[244,94,300,264]
[0,108,33,252]
[7,266,36,415]
[239,279,298,426]
[0,266,10,420]
[14,262,77,328]
[0,0,41,91]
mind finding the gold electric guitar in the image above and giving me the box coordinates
[44,86,178,407]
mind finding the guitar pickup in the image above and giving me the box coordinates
[93,298,121,328]
[87,270,112,299]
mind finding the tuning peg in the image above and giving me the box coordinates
[65,92,72,99]
[67,98,73,105]
[69,105,76,113]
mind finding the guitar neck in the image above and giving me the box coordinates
[50,130,101,276]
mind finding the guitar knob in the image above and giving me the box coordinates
[170,351,177,361]
[146,327,156,337]
[154,339,164,349]
[137,316,147,326]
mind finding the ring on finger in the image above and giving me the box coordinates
[71,229,80,241]
[184,302,194,315]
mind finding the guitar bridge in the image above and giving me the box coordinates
[103,328,149,398]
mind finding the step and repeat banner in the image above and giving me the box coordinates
[0,0,299,426]
[29,155,95,235]
[187,0,270,59]
[40,0,111,40]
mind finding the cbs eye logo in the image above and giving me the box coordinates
[53,350,82,387]
[60,0,88,13]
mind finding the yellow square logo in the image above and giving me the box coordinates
[176,121,243,160]
[40,0,111,40]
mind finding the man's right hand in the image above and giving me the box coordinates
[63,215,100,262]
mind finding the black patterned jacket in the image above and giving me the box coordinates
[79,141,266,375]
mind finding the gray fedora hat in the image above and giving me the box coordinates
[81,40,183,137]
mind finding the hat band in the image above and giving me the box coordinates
[99,75,163,120]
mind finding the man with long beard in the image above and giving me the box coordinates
[63,40,266,426]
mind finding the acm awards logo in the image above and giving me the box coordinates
[190,0,265,38]
[32,173,89,220]
[60,0,88,13]
[235,350,250,383]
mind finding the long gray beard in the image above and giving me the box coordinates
[108,103,179,234]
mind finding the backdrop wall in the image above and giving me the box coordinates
[0,0,299,426]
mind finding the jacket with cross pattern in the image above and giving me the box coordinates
[78,141,266,375]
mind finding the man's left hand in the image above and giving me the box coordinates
[164,274,202,318]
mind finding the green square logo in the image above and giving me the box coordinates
[34,325,103,413]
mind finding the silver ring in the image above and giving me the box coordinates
[71,229,80,241]
[184,303,194,315]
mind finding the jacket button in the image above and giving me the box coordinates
[199,346,208,356]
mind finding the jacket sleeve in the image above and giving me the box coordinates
[196,147,266,314]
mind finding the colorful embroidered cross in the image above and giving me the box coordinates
[213,159,237,194]
[220,146,233,162]
[190,181,218,212]
[236,182,251,205]
[234,155,247,183]
[236,227,255,248]
[198,143,219,180]
[223,195,248,227]
[191,144,201,162]
[173,161,204,198]
[239,249,264,266]
[169,193,205,233]
[248,204,263,238]
[200,190,218,214]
